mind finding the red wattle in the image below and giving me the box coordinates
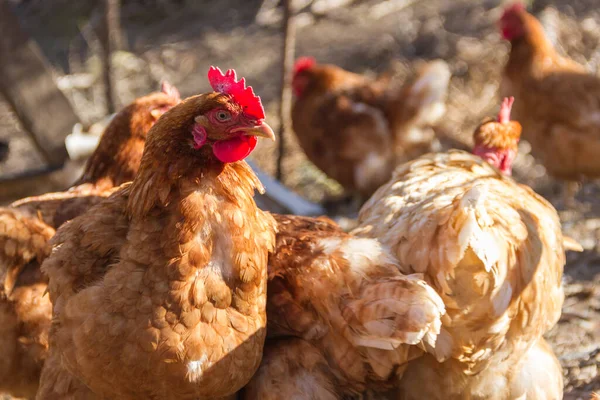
[212,135,258,163]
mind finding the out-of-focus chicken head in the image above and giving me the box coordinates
[472,97,522,175]
[129,81,181,136]
[499,3,528,41]
[76,81,181,187]
[143,67,275,166]
[292,57,316,97]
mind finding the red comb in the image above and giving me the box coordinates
[498,97,515,123]
[501,2,525,18]
[208,67,265,120]
[294,57,316,76]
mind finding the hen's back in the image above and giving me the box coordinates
[291,61,450,197]
[354,150,565,369]
[291,65,393,197]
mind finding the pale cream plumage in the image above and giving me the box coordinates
[353,150,566,399]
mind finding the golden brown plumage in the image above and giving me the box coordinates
[473,119,521,154]
[471,97,521,176]
[353,145,567,398]
[291,58,450,197]
[0,85,179,399]
[37,74,277,399]
[243,214,445,399]
[500,4,600,183]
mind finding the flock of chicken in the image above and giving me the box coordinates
[0,3,598,400]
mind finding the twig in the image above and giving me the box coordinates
[109,0,124,51]
[101,0,122,114]
[276,0,296,182]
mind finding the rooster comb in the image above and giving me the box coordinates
[498,97,515,123]
[208,66,265,120]
[501,2,525,18]
[294,57,316,76]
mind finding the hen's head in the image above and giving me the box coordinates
[78,81,181,186]
[143,67,274,166]
[292,57,316,97]
[472,97,522,176]
[125,81,181,139]
[499,3,528,41]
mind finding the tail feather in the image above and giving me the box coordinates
[342,275,445,350]
[404,60,451,126]
[389,60,451,160]
[563,235,583,252]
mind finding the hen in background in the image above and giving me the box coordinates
[500,3,600,206]
[12,82,181,228]
[242,213,445,399]
[291,57,451,200]
[0,83,180,399]
[354,98,572,399]
[37,68,277,400]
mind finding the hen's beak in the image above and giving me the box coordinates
[232,122,276,141]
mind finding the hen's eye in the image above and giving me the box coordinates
[216,110,231,122]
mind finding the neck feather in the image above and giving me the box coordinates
[127,155,264,218]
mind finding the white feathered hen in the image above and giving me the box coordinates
[353,98,575,400]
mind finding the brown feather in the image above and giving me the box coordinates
[243,214,444,398]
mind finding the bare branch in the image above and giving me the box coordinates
[276,0,297,182]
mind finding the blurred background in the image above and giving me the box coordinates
[0,0,598,398]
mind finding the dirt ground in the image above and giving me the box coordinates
[1,0,599,398]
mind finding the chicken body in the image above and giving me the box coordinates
[243,214,445,399]
[353,150,566,399]
[292,59,450,198]
[0,87,179,399]
[37,84,277,399]
[0,209,54,398]
[500,5,600,182]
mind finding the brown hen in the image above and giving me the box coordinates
[0,83,179,399]
[292,57,450,199]
[37,68,277,400]
[500,3,600,205]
